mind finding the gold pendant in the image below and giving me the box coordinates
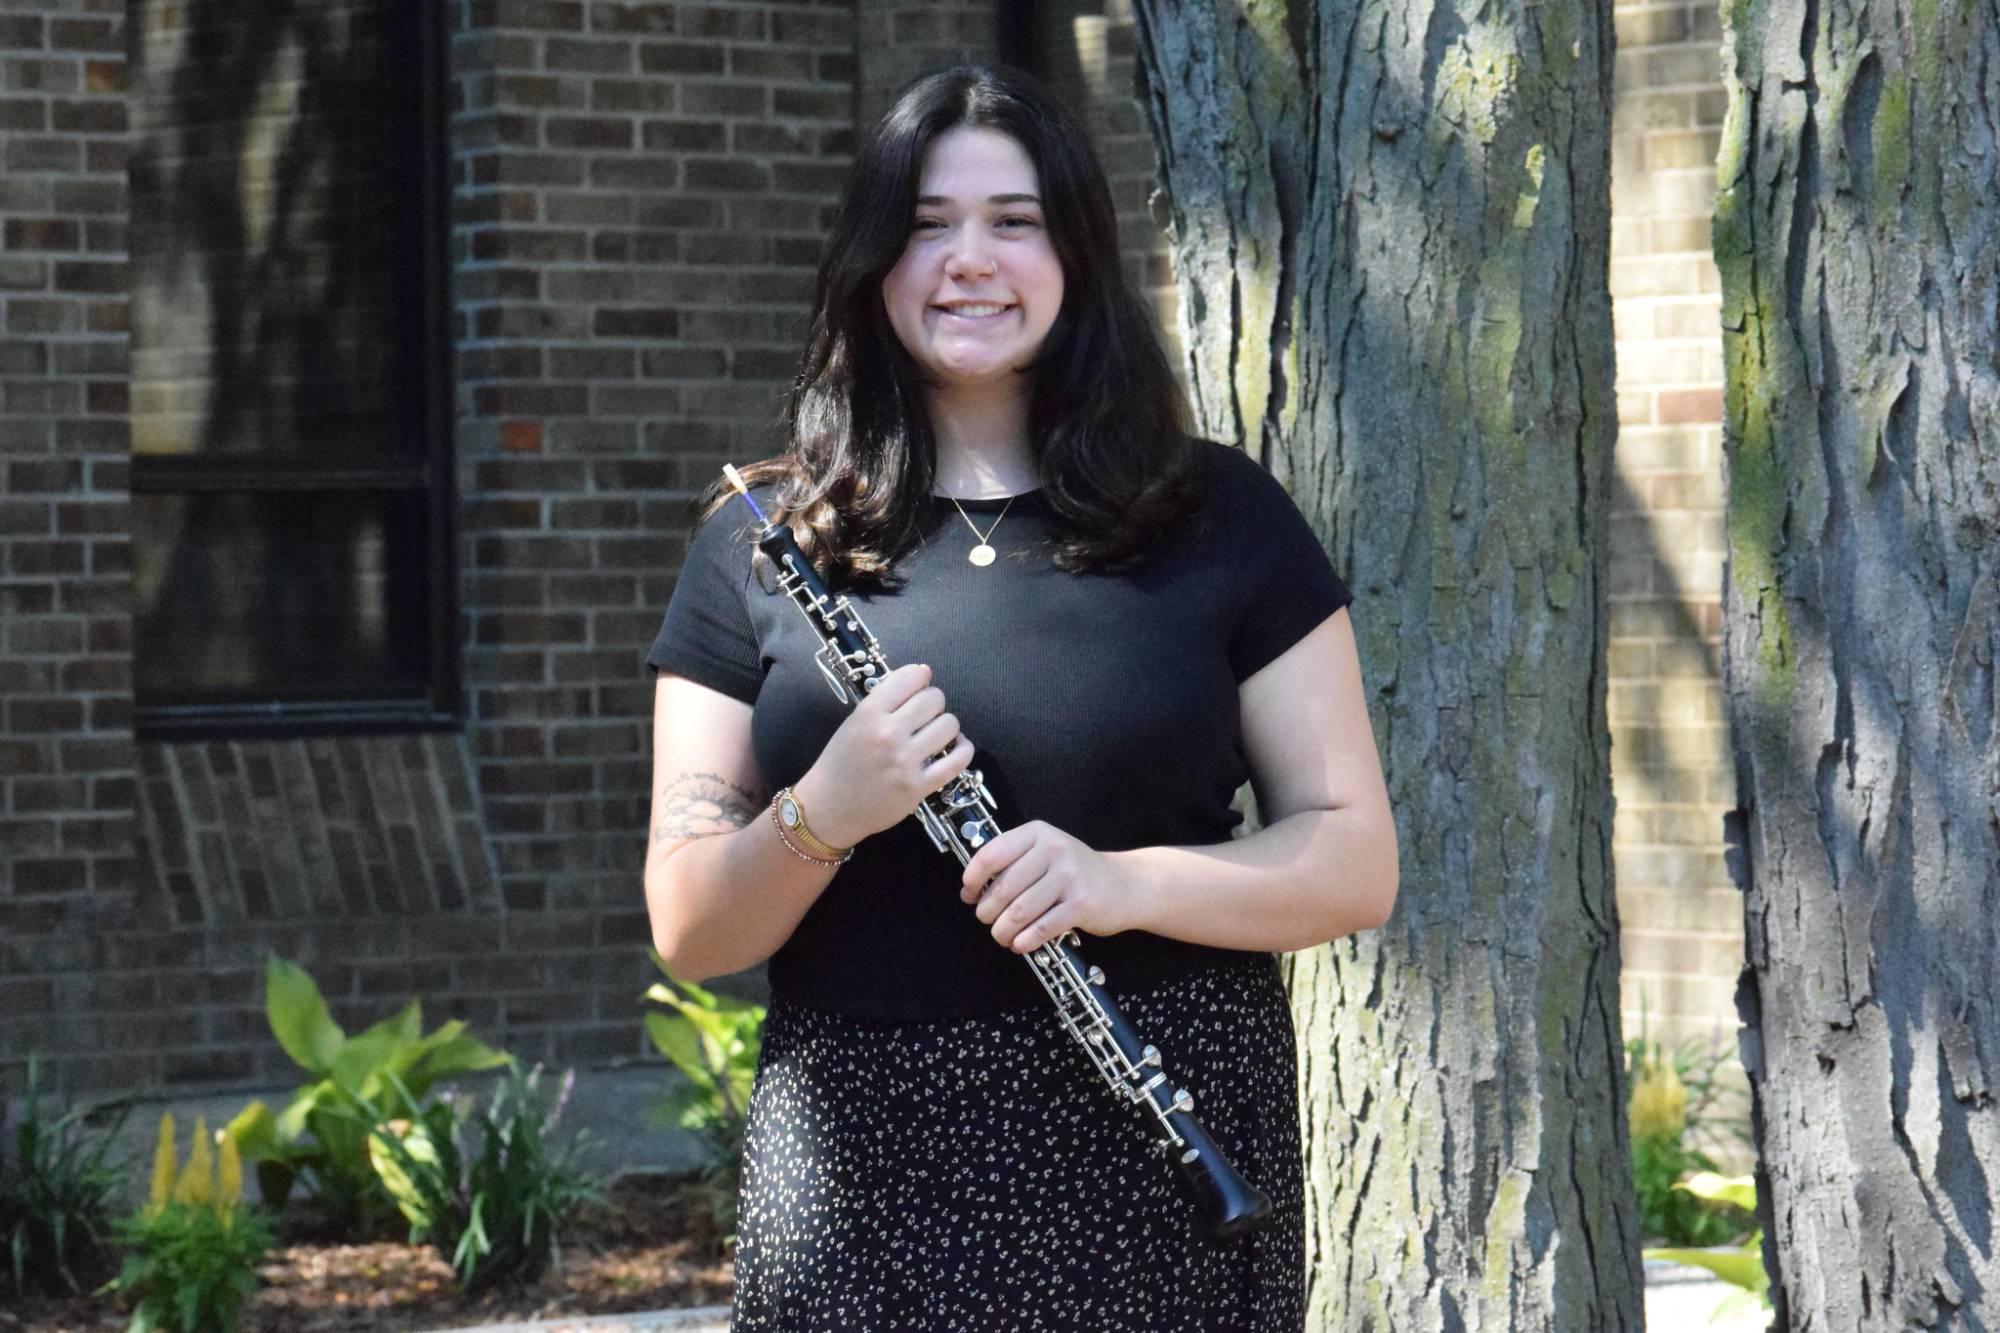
[968,544,996,566]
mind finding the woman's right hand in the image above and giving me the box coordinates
[790,663,975,851]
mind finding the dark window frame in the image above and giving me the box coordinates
[131,1,457,743]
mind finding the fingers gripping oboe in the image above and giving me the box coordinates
[722,466,1272,1242]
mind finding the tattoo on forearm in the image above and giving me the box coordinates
[651,771,766,844]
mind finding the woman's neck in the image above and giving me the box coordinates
[926,381,1038,498]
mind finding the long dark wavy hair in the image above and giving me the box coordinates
[713,64,1207,583]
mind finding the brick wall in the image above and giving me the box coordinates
[1607,0,1736,1048]
[0,0,135,1033]
[445,0,862,1070]
[4,0,1743,1098]
[855,0,998,124]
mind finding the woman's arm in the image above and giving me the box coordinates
[643,673,832,983]
[959,609,1399,955]
[646,664,979,982]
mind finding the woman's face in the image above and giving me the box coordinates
[881,126,1065,391]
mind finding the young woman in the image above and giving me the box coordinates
[642,64,1396,1332]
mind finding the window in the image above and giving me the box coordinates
[130,1,453,739]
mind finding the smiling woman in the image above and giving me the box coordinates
[638,63,1396,1333]
[879,126,1065,449]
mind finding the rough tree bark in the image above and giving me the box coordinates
[1717,0,2000,1327]
[1131,2,1639,1327]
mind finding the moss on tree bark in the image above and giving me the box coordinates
[1718,0,2000,1326]
[1131,2,1639,1326]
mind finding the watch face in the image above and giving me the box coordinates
[779,796,801,828]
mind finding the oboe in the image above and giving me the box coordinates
[721,465,1271,1242]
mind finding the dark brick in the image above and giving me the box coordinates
[641,117,726,152]
[49,98,122,133]
[729,45,816,81]
[0,583,54,614]
[587,2,674,33]
[9,540,77,599]
[48,19,119,53]
[474,611,588,645]
[51,180,122,215]
[543,114,634,150]
[638,41,724,75]
[15,857,87,893]
[590,78,677,114]
[681,82,766,117]
[773,86,847,121]
[469,226,589,262]
[471,0,584,30]
[9,697,83,732]
[542,36,631,73]
[5,296,78,333]
[591,306,679,338]
[0,339,47,373]
[0,16,46,47]
[677,6,765,40]
[686,157,768,192]
[0,97,46,131]
[471,383,589,416]
[52,259,121,292]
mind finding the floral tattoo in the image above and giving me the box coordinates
[651,770,766,844]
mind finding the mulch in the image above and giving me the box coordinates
[1,1173,733,1333]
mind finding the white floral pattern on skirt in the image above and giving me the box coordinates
[729,954,1306,1332]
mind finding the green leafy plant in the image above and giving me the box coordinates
[228,956,508,1234]
[365,1063,601,1295]
[0,1056,128,1296]
[1625,1010,1753,1247]
[1646,1171,1771,1319]
[101,1115,273,1333]
[643,959,763,1240]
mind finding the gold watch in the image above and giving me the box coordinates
[773,786,852,863]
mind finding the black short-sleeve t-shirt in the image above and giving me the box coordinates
[646,439,1352,1020]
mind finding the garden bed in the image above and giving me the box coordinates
[2,1173,732,1333]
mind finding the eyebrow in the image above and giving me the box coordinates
[914,193,1043,206]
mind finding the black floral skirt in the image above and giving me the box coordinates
[729,954,1306,1332]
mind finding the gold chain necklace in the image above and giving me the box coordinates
[947,495,1015,567]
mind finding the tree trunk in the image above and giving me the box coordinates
[1717,0,2000,1326]
[1131,2,1638,1327]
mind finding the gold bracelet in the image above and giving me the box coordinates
[764,804,844,868]
[772,787,852,861]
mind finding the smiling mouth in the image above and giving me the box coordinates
[935,303,1015,319]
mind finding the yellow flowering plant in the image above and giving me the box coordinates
[100,1114,273,1333]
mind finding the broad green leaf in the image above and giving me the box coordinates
[224,1101,276,1159]
[411,1033,510,1092]
[1676,1171,1759,1213]
[274,1083,333,1142]
[644,1013,715,1090]
[265,957,346,1073]
[1646,1244,1769,1293]
[330,1030,401,1101]
[357,1000,425,1049]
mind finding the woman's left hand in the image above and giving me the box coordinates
[959,821,1139,954]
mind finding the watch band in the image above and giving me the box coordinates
[772,786,852,863]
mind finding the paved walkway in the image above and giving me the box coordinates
[426,1311,730,1333]
[421,1262,1762,1332]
